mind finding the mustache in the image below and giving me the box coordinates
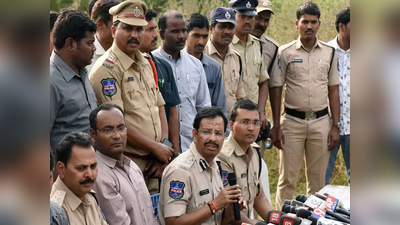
[176,39,185,45]
[204,141,219,148]
[80,178,94,185]
[195,44,204,48]
[221,34,232,39]
[306,29,314,33]
[255,25,265,32]
[151,37,158,44]
[127,38,140,44]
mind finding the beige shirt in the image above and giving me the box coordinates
[159,143,224,225]
[278,37,340,112]
[230,34,269,104]
[204,40,246,112]
[260,34,281,88]
[50,177,108,225]
[217,134,262,218]
[92,151,158,225]
[89,44,165,156]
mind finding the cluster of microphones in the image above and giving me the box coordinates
[241,192,350,225]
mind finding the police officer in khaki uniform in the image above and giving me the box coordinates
[252,0,284,153]
[204,7,246,113]
[229,0,269,130]
[89,0,174,195]
[50,132,108,225]
[159,107,246,225]
[275,2,340,211]
[218,100,272,224]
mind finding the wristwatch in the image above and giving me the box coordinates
[333,122,341,129]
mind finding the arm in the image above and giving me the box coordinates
[50,80,59,133]
[328,85,340,150]
[214,66,228,118]
[159,105,168,141]
[268,86,284,149]
[169,106,180,155]
[257,80,269,129]
[253,189,273,221]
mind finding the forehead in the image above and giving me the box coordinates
[299,14,319,21]
[69,145,96,165]
[119,22,143,29]
[96,108,125,127]
[166,16,185,28]
[199,116,224,129]
[83,31,95,40]
[235,108,259,120]
[258,11,272,19]
[189,27,209,35]
[146,19,157,28]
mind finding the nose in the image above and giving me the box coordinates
[199,37,206,45]
[307,23,312,29]
[111,129,121,139]
[85,168,93,179]
[130,30,139,38]
[92,44,96,52]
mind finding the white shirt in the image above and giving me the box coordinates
[86,34,106,73]
[328,36,350,135]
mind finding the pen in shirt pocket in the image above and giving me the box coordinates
[186,73,189,82]
[318,59,321,68]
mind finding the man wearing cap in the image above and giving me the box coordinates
[185,13,228,124]
[204,8,246,114]
[229,0,269,130]
[252,0,284,153]
[153,10,211,152]
[89,0,174,195]
[275,2,340,210]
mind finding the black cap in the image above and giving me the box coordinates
[210,7,237,26]
[229,0,258,16]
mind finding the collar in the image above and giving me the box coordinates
[183,47,208,66]
[50,51,87,82]
[295,36,321,50]
[53,177,94,211]
[94,34,106,56]
[96,151,131,170]
[329,35,350,53]
[259,34,267,43]
[188,142,219,173]
[157,46,182,61]
[206,40,236,58]
[111,43,146,71]
[227,133,254,158]
[232,34,252,45]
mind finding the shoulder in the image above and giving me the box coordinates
[218,139,235,162]
[166,151,195,175]
[204,54,222,70]
[279,40,297,55]
[319,40,335,51]
[50,190,66,207]
[250,34,261,42]
[263,35,279,47]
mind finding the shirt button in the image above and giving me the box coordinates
[179,91,181,94]
[180,105,182,108]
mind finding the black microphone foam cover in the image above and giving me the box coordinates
[295,194,307,203]
[307,216,318,225]
[282,205,291,213]
[227,172,237,185]
[296,208,312,218]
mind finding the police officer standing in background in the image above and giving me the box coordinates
[275,2,340,210]
[89,0,174,195]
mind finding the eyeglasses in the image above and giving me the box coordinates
[236,120,262,127]
[197,129,225,139]
[97,126,128,136]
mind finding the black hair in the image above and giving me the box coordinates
[53,9,96,50]
[50,11,59,31]
[89,104,125,132]
[91,0,119,26]
[56,132,93,168]
[158,10,184,32]
[296,2,321,20]
[113,20,120,27]
[186,13,209,33]
[210,21,218,28]
[335,7,350,32]
[88,0,98,18]
[229,99,260,122]
[193,106,228,132]
[145,8,158,21]
[50,150,55,171]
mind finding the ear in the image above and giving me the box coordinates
[90,128,96,143]
[338,23,345,33]
[192,128,197,143]
[65,37,76,51]
[56,161,66,179]
[229,121,234,132]
[159,30,165,40]
[209,25,214,35]
[318,20,321,26]
[111,26,117,39]
[295,20,299,29]
[96,20,104,31]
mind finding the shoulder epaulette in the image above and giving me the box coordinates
[179,155,195,170]
[279,40,296,53]
[219,143,235,161]
[50,190,66,207]
[102,52,116,69]
[142,52,151,58]
[251,142,260,149]
[250,34,261,42]
[264,35,279,47]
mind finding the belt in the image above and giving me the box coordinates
[285,107,329,120]
[123,151,151,160]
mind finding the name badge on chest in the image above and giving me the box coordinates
[292,59,303,63]
[200,189,209,196]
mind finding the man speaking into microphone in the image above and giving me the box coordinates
[218,100,273,224]
[159,106,247,225]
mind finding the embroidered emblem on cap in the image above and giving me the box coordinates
[134,7,141,17]
[246,1,251,8]
[225,11,231,19]
[263,1,268,7]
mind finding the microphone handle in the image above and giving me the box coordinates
[326,209,350,223]
[233,202,241,221]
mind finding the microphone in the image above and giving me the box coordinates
[255,222,268,225]
[296,208,312,219]
[227,172,240,221]
[297,195,350,224]
[308,216,349,225]
[265,210,286,225]
[279,213,302,225]
[322,193,350,217]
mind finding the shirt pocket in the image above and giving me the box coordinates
[252,54,262,79]
[187,72,201,98]
[226,71,240,96]
[123,81,145,110]
[65,97,86,116]
[287,62,307,81]
[316,60,330,83]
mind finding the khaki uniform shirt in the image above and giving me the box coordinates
[50,177,108,225]
[159,143,224,225]
[204,40,246,112]
[260,34,281,88]
[89,44,165,156]
[278,37,340,112]
[217,134,262,218]
[230,34,269,104]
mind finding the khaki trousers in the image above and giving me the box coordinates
[130,157,160,195]
[275,114,331,210]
